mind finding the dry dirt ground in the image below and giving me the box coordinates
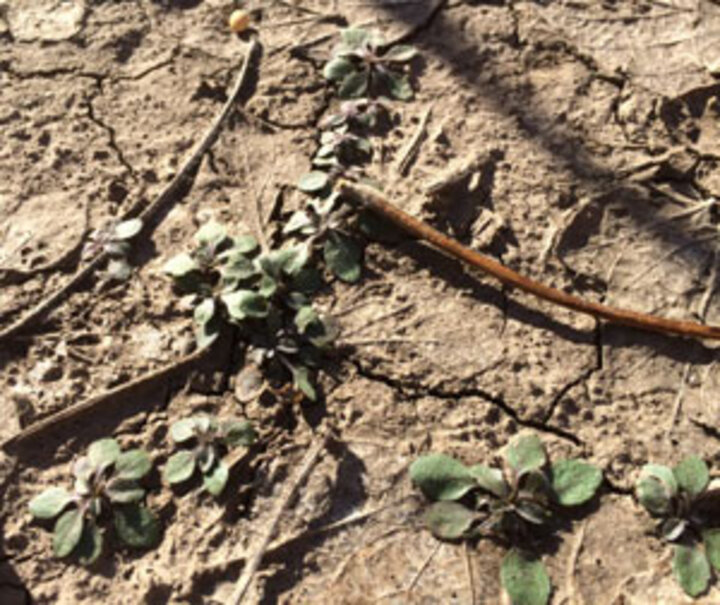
[1,0,720,603]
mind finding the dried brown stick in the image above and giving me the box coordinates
[2,345,209,450]
[338,180,720,341]
[0,40,261,345]
[229,434,328,605]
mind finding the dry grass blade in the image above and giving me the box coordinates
[229,434,328,604]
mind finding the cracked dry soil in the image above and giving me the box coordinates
[1,0,720,603]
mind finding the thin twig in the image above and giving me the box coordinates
[464,542,476,605]
[2,345,210,450]
[395,104,433,176]
[379,540,442,599]
[563,521,586,605]
[0,40,261,344]
[229,434,328,605]
[338,180,720,341]
[667,363,691,436]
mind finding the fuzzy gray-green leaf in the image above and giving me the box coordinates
[339,71,369,99]
[105,478,145,503]
[115,449,152,480]
[410,454,476,501]
[222,420,256,447]
[164,450,196,485]
[324,57,356,82]
[673,455,709,498]
[505,434,547,477]
[636,464,677,515]
[298,171,330,193]
[324,232,361,283]
[53,508,84,558]
[222,290,269,321]
[291,365,317,401]
[163,252,199,277]
[29,487,74,519]
[88,438,121,469]
[673,543,710,598]
[424,501,475,540]
[114,218,143,241]
[469,465,508,498]
[501,550,551,605]
[170,418,197,443]
[203,461,229,497]
[550,459,602,506]
[76,521,103,565]
[114,505,160,549]
[703,529,720,572]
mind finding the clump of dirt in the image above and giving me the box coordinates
[1,1,719,603]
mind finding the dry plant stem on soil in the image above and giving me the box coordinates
[0,39,261,345]
[229,434,328,605]
[338,180,720,341]
[1,345,209,450]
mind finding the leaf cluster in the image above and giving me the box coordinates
[28,438,158,565]
[164,415,256,497]
[83,218,144,282]
[410,433,602,605]
[636,456,720,598]
[323,27,417,101]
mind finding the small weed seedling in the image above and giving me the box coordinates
[164,415,256,497]
[410,433,603,605]
[84,217,144,282]
[636,455,720,598]
[323,27,417,100]
[28,438,158,564]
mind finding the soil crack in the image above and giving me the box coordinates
[350,357,581,444]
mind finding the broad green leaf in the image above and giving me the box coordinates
[76,521,103,565]
[291,364,317,401]
[53,508,84,558]
[232,234,258,254]
[222,420,256,447]
[505,434,547,477]
[424,501,475,540]
[291,266,324,294]
[324,231,361,283]
[105,478,145,503]
[323,57,356,82]
[340,27,371,50]
[636,464,677,515]
[410,454,476,501]
[469,465,508,498]
[106,258,132,281]
[550,460,602,506]
[703,529,720,571]
[283,244,310,276]
[194,297,215,326]
[203,461,229,497]
[113,505,160,549]
[113,218,143,240]
[283,210,315,235]
[673,543,710,598]
[29,487,74,519]
[195,316,219,349]
[163,253,199,277]
[339,71,369,99]
[673,456,709,498]
[222,290,269,321]
[115,449,152,480]
[501,550,551,605]
[388,72,413,101]
[88,438,121,469]
[164,450,197,485]
[294,306,319,335]
[383,45,418,62]
[298,171,330,193]
[170,418,197,443]
[194,220,228,248]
